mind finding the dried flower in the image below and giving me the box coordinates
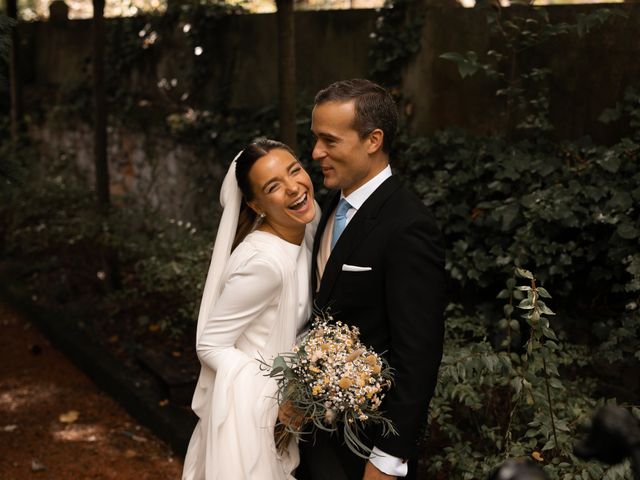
[261,311,396,458]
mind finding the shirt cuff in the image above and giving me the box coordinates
[369,446,408,477]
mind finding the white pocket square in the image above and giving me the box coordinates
[342,264,372,272]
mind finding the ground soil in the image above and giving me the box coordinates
[0,302,183,480]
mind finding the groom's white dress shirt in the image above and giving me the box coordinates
[319,165,408,477]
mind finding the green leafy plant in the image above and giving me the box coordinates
[440,8,627,136]
[396,123,640,309]
[0,145,212,339]
[0,15,14,90]
[369,0,425,88]
[425,268,636,479]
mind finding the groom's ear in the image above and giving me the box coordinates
[366,128,384,154]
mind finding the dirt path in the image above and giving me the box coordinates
[0,303,183,480]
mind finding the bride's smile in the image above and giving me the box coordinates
[248,147,316,244]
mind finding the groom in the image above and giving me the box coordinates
[298,79,446,480]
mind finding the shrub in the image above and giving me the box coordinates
[425,268,638,479]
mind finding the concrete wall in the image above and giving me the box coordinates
[29,123,225,222]
[16,10,377,219]
[12,4,639,217]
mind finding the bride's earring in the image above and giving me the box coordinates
[252,211,266,230]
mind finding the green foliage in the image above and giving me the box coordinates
[0,146,212,339]
[165,105,279,161]
[0,117,29,185]
[0,14,13,58]
[396,119,640,304]
[440,7,628,136]
[599,85,640,135]
[104,210,212,337]
[368,5,639,475]
[45,2,247,130]
[0,15,13,100]
[428,270,636,479]
[369,0,425,87]
[594,309,640,365]
[170,0,246,98]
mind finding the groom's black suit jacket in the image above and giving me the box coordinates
[311,175,446,462]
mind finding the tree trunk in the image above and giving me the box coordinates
[7,0,23,142]
[276,0,297,153]
[92,0,120,290]
[92,0,109,210]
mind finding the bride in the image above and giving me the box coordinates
[182,139,318,480]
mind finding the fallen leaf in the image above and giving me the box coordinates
[31,459,46,471]
[158,399,169,407]
[531,451,544,462]
[59,410,80,423]
[3,424,18,432]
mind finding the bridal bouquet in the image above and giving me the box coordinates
[263,311,396,457]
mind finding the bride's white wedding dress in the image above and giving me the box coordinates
[181,151,317,480]
[183,230,313,480]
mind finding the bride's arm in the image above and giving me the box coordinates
[196,255,282,372]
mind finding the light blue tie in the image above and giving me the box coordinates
[331,198,351,249]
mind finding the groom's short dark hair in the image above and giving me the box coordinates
[314,79,398,154]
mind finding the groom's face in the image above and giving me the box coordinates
[311,100,375,197]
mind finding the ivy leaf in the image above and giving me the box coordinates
[598,150,622,173]
[439,52,481,78]
[617,223,640,239]
[598,104,622,124]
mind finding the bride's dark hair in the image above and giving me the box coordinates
[232,139,296,250]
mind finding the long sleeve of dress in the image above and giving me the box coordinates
[184,234,301,480]
[196,253,282,372]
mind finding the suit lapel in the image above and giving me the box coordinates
[311,191,340,295]
[316,176,402,306]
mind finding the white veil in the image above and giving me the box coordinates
[191,151,244,418]
[184,149,311,478]
[195,151,243,344]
